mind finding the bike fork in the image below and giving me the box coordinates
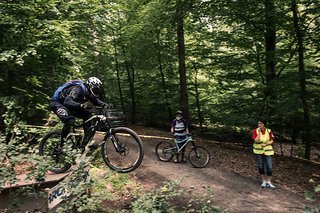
[110,135,120,149]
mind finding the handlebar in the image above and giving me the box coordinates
[73,114,109,128]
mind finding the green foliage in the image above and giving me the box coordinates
[303,180,320,212]
[0,109,50,211]
[131,181,180,213]
[0,102,98,212]
[1,0,320,158]
[55,161,102,213]
[0,97,21,133]
[131,181,226,213]
[185,198,224,213]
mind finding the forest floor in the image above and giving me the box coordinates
[108,125,320,212]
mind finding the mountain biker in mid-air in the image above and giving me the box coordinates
[50,77,111,148]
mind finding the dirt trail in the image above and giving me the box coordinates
[131,132,308,213]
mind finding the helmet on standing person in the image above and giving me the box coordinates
[175,110,183,116]
[86,77,103,97]
[175,110,183,120]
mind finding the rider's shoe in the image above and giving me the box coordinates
[181,158,187,163]
[261,180,267,188]
[266,182,276,189]
[89,143,100,150]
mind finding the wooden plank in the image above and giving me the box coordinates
[1,171,71,189]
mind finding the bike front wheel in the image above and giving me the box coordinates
[101,127,144,173]
[39,130,72,174]
[189,146,210,168]
[155,141,175,162]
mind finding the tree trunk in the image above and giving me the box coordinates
[116,61,125,114]
[291,0,312,160]
[264,0,276,83]
[158,51,173,120]
[263,0,277,118]
[176,0,189,121]
[122,46,136,124]
[193,64,203,127]
[113,41,125,113]
[0,24,8,96]
[254,40,265,85]
[156,31,173,120]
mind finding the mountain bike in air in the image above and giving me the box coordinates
[39,109,144,173]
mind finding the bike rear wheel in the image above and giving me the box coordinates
[155,141,175,162]
[189,146,210,168]
[39,130,72,174]
[101,127,144,173]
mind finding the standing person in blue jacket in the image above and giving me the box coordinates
[50,77,111,147]
[171,110,189,163]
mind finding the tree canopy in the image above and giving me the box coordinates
[1,0,319,159]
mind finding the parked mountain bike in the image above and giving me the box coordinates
[39,109,144,174]
[155,135,210,168]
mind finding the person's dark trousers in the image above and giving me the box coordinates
[50,100,75,145]
[174,135,187,162]
[180,146,186,162]
[73,108,92,146]
[50,100,92,146]
[255,154,273,176]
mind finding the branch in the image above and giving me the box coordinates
[303,14,320,33]
[253,40,265,84]
[277,40,298,78]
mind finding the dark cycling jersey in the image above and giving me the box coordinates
[55,85,105,109]
[53,80,86,102]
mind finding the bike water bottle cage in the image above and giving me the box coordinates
[53,80,86,102]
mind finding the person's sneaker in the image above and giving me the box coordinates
[180,154,186,163]
[266,182,276,189]
[174,158,179,163]
[261,180,267,188]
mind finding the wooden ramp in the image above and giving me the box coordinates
[1,171,70,189]
[0,169,74,212]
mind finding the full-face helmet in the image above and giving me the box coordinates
[86,77,103,97]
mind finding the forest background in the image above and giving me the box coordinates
[0,0,319,160]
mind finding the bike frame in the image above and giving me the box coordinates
[172,136,195,153]
[69,114,118,150]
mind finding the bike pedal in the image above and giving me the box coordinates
[89,144,99,150]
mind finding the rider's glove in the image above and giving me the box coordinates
[80,104,89,109]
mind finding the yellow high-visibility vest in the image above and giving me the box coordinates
[253,128,274,155]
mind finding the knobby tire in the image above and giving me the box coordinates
[101,127,144,173]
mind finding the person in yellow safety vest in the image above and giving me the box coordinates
[252,118,276,189]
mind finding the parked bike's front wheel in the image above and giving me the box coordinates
[189,146,210,168]
[155,141,175,162]
[39,130,72,174]
[101,127,144,173]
